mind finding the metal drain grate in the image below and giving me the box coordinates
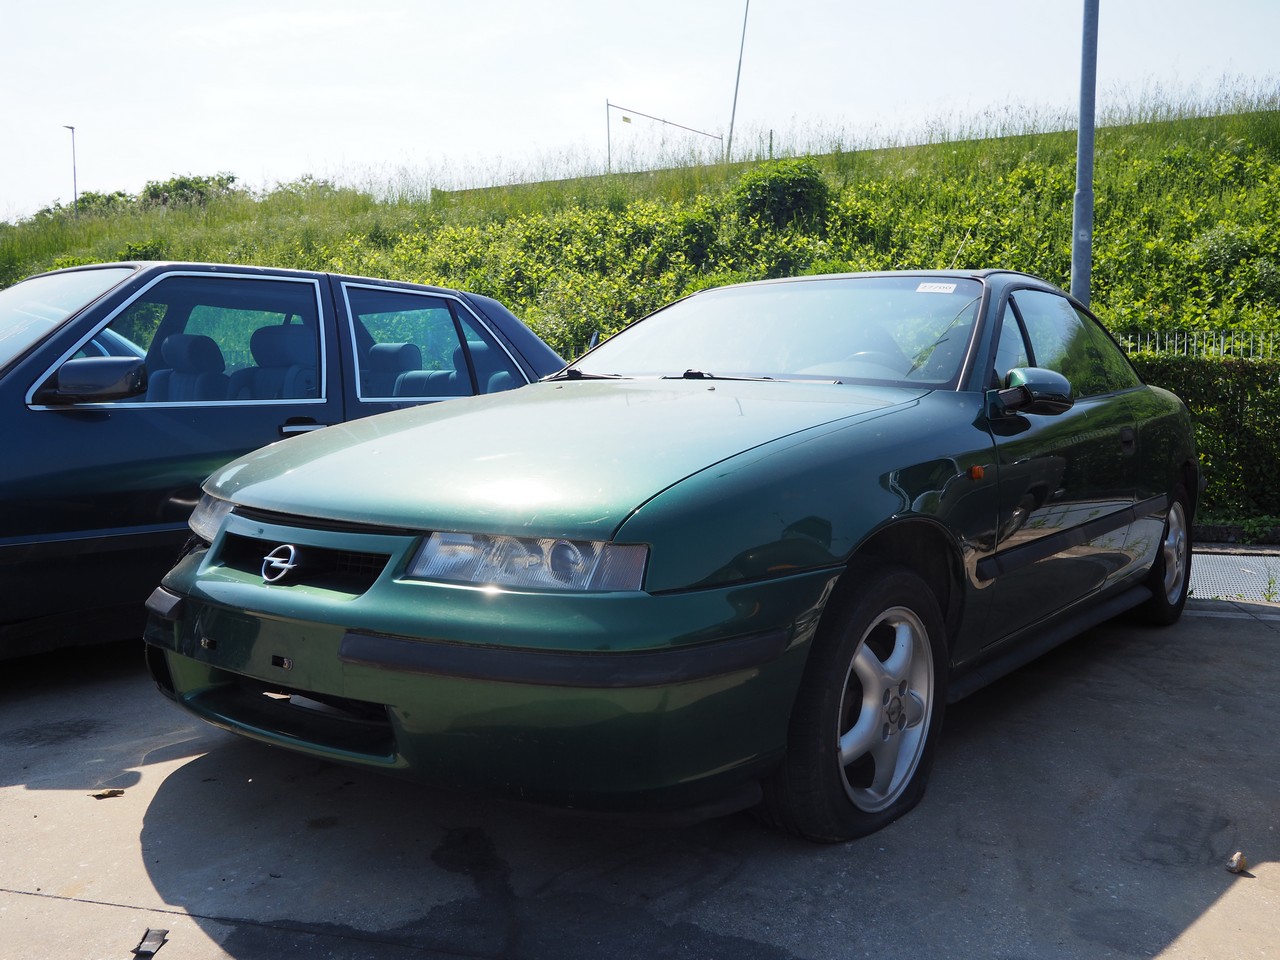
[1191,553,1280,602]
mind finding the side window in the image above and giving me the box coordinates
[345,286,526,399]
[457,312,524,394]
[992,305,1031,386]
[108,275,321,403]
[1077,306,1142,393]
[346,287,471,400]
[1010,290,1138,398]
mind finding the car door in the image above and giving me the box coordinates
[2,268,343,648]
[980,288,1141,640]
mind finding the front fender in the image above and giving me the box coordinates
[619,392,1000,595]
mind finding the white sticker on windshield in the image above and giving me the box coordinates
[916,282,958,294]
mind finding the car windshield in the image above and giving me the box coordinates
[0,266,136,370]
[573,275,984,387]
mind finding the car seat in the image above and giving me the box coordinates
[146,334,229,402]
[362,342,421,398]
[227,326,319,400]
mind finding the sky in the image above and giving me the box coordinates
[2,0,1277,223]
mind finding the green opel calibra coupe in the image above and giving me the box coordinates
[145,271,1197,842]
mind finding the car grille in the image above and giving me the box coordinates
[217,532,391,594]
[234,504,420,537]
[191,676,395,760]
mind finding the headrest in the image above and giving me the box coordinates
[161,334,225,373]
[454,340,494,372]
[251,325,315,367]
[368,342,421,373]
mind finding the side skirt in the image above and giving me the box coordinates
[947,582,1151,702]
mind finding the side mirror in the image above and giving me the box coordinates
[32,356,148,405]
[989,366,1073,418]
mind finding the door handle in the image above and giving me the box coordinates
[1119,426,1136,454]
[280,418,329,437]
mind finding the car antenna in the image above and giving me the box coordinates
[950,228,973,270]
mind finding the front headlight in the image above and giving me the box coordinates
[407,532,648,592]
[188,492,233,543]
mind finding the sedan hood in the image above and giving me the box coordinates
[209,379,924,540]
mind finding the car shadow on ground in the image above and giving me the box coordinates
[1,616,1269,958]
[0,640,219,792]
[139,739,801,959]
[121,613,1272,960]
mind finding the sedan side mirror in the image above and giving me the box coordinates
[32,356,148,405]
[988,366,1073,418]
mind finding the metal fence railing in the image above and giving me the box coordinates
[1117,330,1280,358]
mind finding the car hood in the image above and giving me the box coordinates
[208,379,926,540]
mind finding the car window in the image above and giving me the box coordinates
[344,286,524,399]
[99,274,323,404]
[456,311,524,394]
[1011,290,1140,398]
[574,276,984,386]
[1076,305,1143,393]
[992,305,1031,386]
[73,328,146,360]
[0,266,135,370]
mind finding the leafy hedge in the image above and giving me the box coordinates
[1132,355,1280,517]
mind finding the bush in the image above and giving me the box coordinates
[1132,355,1280,517]
[139,173,241,208]
[728,158,831,231]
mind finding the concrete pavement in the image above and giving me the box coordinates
[1,598,1277,959]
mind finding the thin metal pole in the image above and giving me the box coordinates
[726,0,749,163]
[1070,0,1099,306]
[63,124,78,217]
[606,100,612,174]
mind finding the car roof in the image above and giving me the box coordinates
[672,268,1075,312]
[32,261,469,299]
[693,268,1056,289]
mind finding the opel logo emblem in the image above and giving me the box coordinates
[262,544,299,583]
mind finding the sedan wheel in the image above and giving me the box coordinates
[1139,487,1192,626]
[836,605,934,813]
[1159,498,1190,606]
[762,564,947,842]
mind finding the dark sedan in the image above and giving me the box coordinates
[0,262,564,656]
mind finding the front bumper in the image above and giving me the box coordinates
[144,545,839,811]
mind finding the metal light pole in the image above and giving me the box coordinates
[726,0,750,163]
[1070,0,1099,306]
[63,124,79,217]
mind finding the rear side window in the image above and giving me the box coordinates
[344,285,524,400]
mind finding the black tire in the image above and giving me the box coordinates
[1138,486,1192,626]
[761,564,948,842]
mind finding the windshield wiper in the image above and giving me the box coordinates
[546,368,625,381]
[661,369,775,381]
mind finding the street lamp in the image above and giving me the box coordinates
[63,125,78,217]
[1070,0,1099,306]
